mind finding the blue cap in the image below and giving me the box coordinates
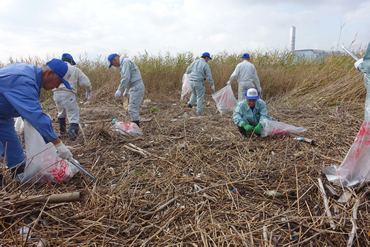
[202,52,212,60]
[242,53,250,59]
[61,53,76,65]
[245,88,259,100]
[108,53,118,68]
[46,59,72,90]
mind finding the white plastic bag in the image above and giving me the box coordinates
[111,121,143,136]
[260,119,307,137]
[212,85,237,114]
[14,117,24,141]
[323,73,370,187]
[181,74,191,101]
[21,120,78,184]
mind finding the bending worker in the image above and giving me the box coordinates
[233,88,274,137]
[108,53,145,127]
[186,52,215,115]
[0,59,74,186]
[53,53,92,140]
[227,53,261,101]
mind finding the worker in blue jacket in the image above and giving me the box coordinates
[233,88,274,137]
[0,59,74,187]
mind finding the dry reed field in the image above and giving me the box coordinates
[1,50,369,246]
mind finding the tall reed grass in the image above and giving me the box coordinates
[0,48,367,105]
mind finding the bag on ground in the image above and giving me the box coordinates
[111,121,143,136]
[260,119,307,137]
[21,120,78,184]
[323,73,370,187]
[181,74,191,101]
[212,85,238,114]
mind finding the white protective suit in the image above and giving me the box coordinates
[186,58,214,115]
[118,57,145,122]
[53,62,92,124]
[229,60,261,101]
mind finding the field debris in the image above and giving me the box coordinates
[1,97,369,246]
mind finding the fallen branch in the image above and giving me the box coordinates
[19,191,87,204]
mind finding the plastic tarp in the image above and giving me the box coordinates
[323,73,370,187]
[260,119,307,137]
[21,120,78,184]
[181,74,191,101]
[212,85,238,114]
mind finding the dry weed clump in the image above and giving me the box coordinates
[1,94,369,246]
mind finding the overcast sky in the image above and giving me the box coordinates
[0,0,369,63]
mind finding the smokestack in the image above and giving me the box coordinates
[290,26,296,53]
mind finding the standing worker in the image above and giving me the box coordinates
[108,53,145,127]
[233,88,274,137]
[227,53,261,101]
[0,59,74,187]
[53,53,92,140]
[186,52,215,115]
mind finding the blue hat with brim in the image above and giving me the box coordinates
[108,53,118,68]
[61,53,76,65]
[202,52,212,60]
[46,59,72,90]
[245,88,259,99]
[242,53,250,59]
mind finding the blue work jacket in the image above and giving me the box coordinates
[0,63,58,143]
[233,99,274,127]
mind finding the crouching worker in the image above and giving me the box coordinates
[233,88,274,137]
[53,53,92,141]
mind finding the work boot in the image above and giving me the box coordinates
[0,174,6,190]
[10,163,25,181]
[58,118,66,135]
[187,104,193,108]
[68,123,79,141]
[132,120,140,128]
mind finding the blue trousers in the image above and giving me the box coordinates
[0,119,26,169]
[188,80,205,115]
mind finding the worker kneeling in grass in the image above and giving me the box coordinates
[233,88,274,137]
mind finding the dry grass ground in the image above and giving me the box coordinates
[1,90,369,246]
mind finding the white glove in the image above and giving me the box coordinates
[55,142,73,161]
[115,90,121,98]
[226,81,231,85]
[122,89,128,97]
[355,58,364,69]
[258,87,262,93]
[211,85,215,92]
[86,92,92,99]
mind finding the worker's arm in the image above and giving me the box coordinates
[4,77,58,143]
[251,65,261,89]
[229,65,240,84]
[118,60,132,92]
[257,100,269,123]
[76,68,92,93]
[186,61,195,75]
[204,64,214,87]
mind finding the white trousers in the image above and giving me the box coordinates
[128,81,145,121]
[53,93,79,124]
[238,81,257,102]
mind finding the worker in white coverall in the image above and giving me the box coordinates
[53,53,92,141]
[108,53,145,127]
[186,52,215,115]
[227,53,261,102]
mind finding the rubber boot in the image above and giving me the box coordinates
[68,123,79,141]
[58,118,66,135]
[132,120,140,128]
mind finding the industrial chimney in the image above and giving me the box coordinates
[290,26,296,53]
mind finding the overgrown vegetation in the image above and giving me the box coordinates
[1,48,366,105]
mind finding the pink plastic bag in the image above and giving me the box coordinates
[21,120,78,184]
[323,73,370,187]
[212,85,238,114]
[181,74,191,101]
[111,121,143,136]
[260,119,307,137]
